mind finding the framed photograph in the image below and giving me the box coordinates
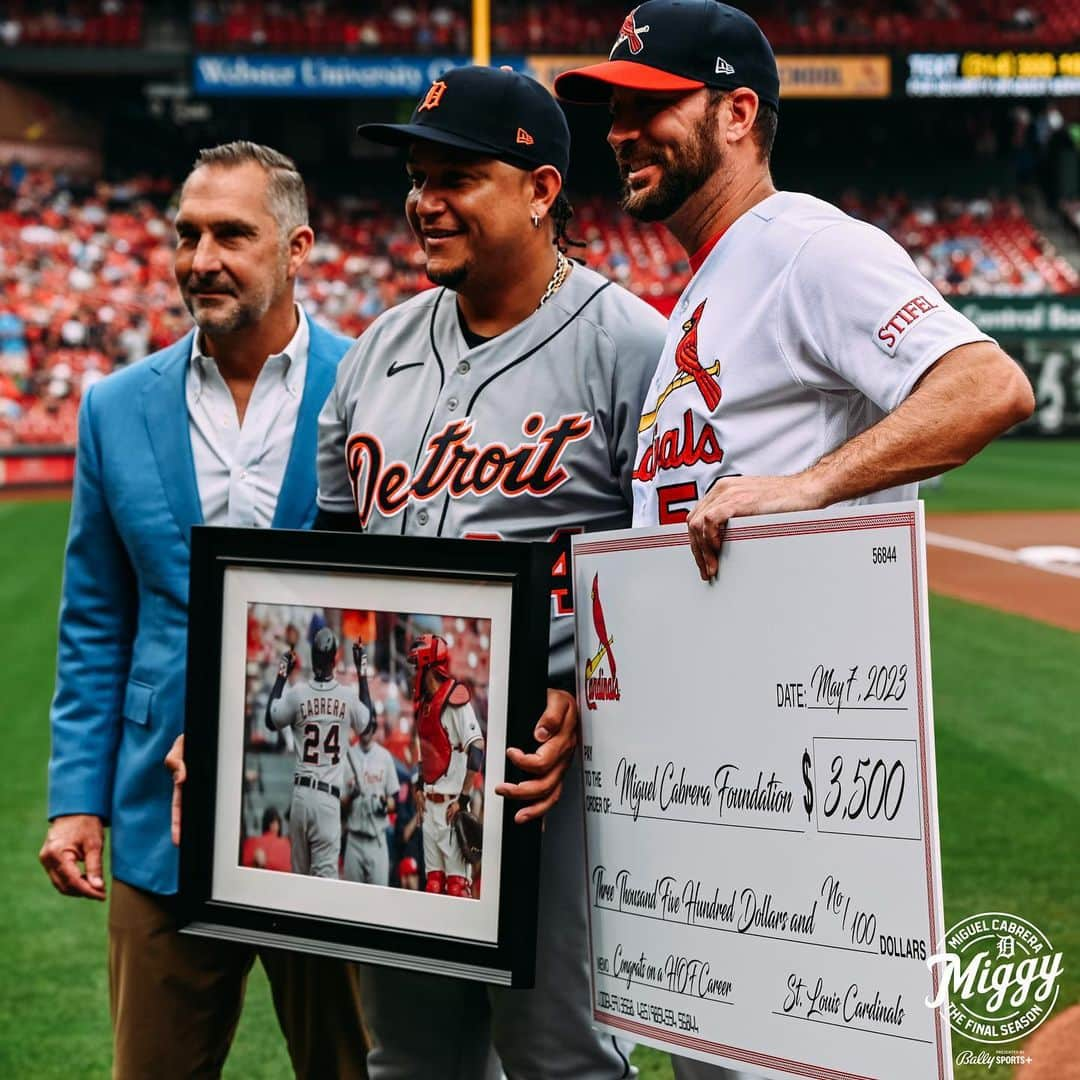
[179,526,551,987]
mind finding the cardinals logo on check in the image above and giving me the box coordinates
[639,299,722,432]
[584,574,620,710]
[611,7,650,56]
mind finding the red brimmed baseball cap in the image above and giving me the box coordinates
[554,0,779,111]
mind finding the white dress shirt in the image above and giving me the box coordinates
[186,306,309,527]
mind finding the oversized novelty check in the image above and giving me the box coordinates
[572,503,952,1080]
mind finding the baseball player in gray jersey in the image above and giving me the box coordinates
[342,730,398,887]
[316,67,666,1079]
[266,626,369,877]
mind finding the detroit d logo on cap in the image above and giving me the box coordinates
[418,80,448,111]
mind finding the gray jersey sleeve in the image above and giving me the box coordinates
[267,684,300,731]
[583,295,667,507]
[383,747,399,800]
[317,338,364,514]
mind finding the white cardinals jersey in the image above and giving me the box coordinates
[269,677,367,789]
[631,192,992,526]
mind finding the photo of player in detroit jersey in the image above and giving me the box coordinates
[266,625,370,877]
[240,603,490,896]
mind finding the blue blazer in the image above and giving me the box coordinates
[47,318,350,894]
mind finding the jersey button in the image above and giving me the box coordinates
[447,396,459,411]
[416,509,430,525]
[456,361,470,375]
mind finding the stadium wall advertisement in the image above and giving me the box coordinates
[194,54,895,100]
[193,54,527,96]
[905,50,1080,97]
[775,55,891,98]
[0,448,75,490]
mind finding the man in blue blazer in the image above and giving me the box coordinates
[39,142,369,1078]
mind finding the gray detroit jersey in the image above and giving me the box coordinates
[318,264,666,682]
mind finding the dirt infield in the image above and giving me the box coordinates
[926,511,1080,632]
[1016,1005,1080,1079]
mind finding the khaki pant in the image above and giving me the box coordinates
[108,879,369,1079]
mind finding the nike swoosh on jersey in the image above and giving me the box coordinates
[386,360,425,377]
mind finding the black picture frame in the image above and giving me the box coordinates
[178,526,551,987]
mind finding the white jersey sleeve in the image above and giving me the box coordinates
[778,221,992,413]
[447,699,483,751]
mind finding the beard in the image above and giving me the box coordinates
[180,257,285,337]
[425,260,469,291]
[618,110,725,222]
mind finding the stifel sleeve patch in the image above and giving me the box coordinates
[874,294,943,356]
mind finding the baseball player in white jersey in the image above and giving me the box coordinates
[316,66,666,1080]
[559,4,1034,1078]
[406,633,484,897]
[266,626,369,878]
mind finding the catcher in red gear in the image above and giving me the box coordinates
[407,634,485,898]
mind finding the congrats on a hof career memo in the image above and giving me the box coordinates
[572,504,952,1080]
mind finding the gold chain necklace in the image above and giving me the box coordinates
[537,251,570,309]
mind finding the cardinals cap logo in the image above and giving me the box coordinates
[610,6,650,58]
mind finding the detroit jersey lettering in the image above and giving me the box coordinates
[269,677,368,789]
[318,263,666,682]
[631,191,992,526]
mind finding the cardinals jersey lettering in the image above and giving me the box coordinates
[631,192,992,526]
[318,264,666,682]
[269,678,367,789]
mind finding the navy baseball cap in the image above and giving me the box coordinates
[357,65,571,176]
[554,0,779,111]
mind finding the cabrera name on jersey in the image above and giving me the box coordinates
[631,191,992,526]
[269,678,367,789]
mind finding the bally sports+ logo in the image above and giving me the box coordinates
[583,574,620,709]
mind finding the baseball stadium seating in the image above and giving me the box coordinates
[1,166,1077,449]
[3,0,1077,52]
[0,1,143,47]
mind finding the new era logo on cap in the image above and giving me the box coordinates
[516,127,535,145]
[715,57,734,75]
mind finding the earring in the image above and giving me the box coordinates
[531,213,541,229]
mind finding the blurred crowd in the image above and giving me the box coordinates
[840,192,1079,295]
[1,162,1077,449]
[2,0,1077,51]
[241,605,490,888]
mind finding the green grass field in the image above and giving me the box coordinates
[2,441,1077,1079]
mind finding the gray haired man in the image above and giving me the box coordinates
[40,142,368,1077]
